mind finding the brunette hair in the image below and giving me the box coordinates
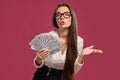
[52,3,78,80]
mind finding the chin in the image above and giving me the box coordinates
[60,25,70,29]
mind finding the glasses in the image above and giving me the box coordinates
[55,12,72,19]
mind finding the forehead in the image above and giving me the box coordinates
[56,6,70,13]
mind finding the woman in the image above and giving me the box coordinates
[31,3,103,80]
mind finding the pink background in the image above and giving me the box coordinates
[0,0,120,80]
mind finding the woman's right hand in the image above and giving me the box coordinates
[35,48,49,65]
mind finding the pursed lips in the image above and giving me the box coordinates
[59,21,65,25]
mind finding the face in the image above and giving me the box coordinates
[55,6,72,29]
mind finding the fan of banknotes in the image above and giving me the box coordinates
[29,32,63,54]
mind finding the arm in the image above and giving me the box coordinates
[74,56,84,73]
[74,46,103,73]
[74,36,103,73]
[74,36,84,73]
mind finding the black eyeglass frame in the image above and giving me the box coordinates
[55,12,72,19]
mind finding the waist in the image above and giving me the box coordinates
[36,65,62,77]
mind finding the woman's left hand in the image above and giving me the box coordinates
[81,45,103,56]
[78,45,103,64]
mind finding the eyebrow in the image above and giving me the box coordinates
[56,11,70,13]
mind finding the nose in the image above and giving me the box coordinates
[60,15,64,20]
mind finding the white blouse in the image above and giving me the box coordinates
[32,30,84,73]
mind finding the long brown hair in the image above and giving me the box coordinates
[52,3,78,80]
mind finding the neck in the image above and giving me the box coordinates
[57,28,69,39]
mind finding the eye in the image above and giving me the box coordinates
[64,12,71,16]
[55,13,61,17]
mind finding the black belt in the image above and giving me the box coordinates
[36,65,62,77]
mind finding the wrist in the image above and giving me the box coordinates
[78,54,85,64]
[80,52,86,58]
[35,58,42,66]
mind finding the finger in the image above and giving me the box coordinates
[38,49,45,53]
[87,45,94,49]
[40,51,49,57]
[37,50,49,57]
[37,51,48,57]
[40,49,49,54]
[93,49,103,54]
[37,49,49,54]
[97,49,103,53]
[41,52,49,59]
[38,51,49,59]
[43,54,49,59]
[38,48,49,52]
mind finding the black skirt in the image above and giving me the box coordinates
[32,65,62,80]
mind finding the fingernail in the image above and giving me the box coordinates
[99,50,103,53]
[45,48,49,51]
[91,45,94,46]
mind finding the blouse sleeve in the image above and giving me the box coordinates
[33,56,44,68]
[74,36,84,73]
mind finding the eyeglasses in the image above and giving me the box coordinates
[55,12,72,19]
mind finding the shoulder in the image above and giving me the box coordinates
[77,35,84,43]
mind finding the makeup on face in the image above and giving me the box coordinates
[55,6,72,28]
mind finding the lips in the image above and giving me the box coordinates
[60,21,65,25]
